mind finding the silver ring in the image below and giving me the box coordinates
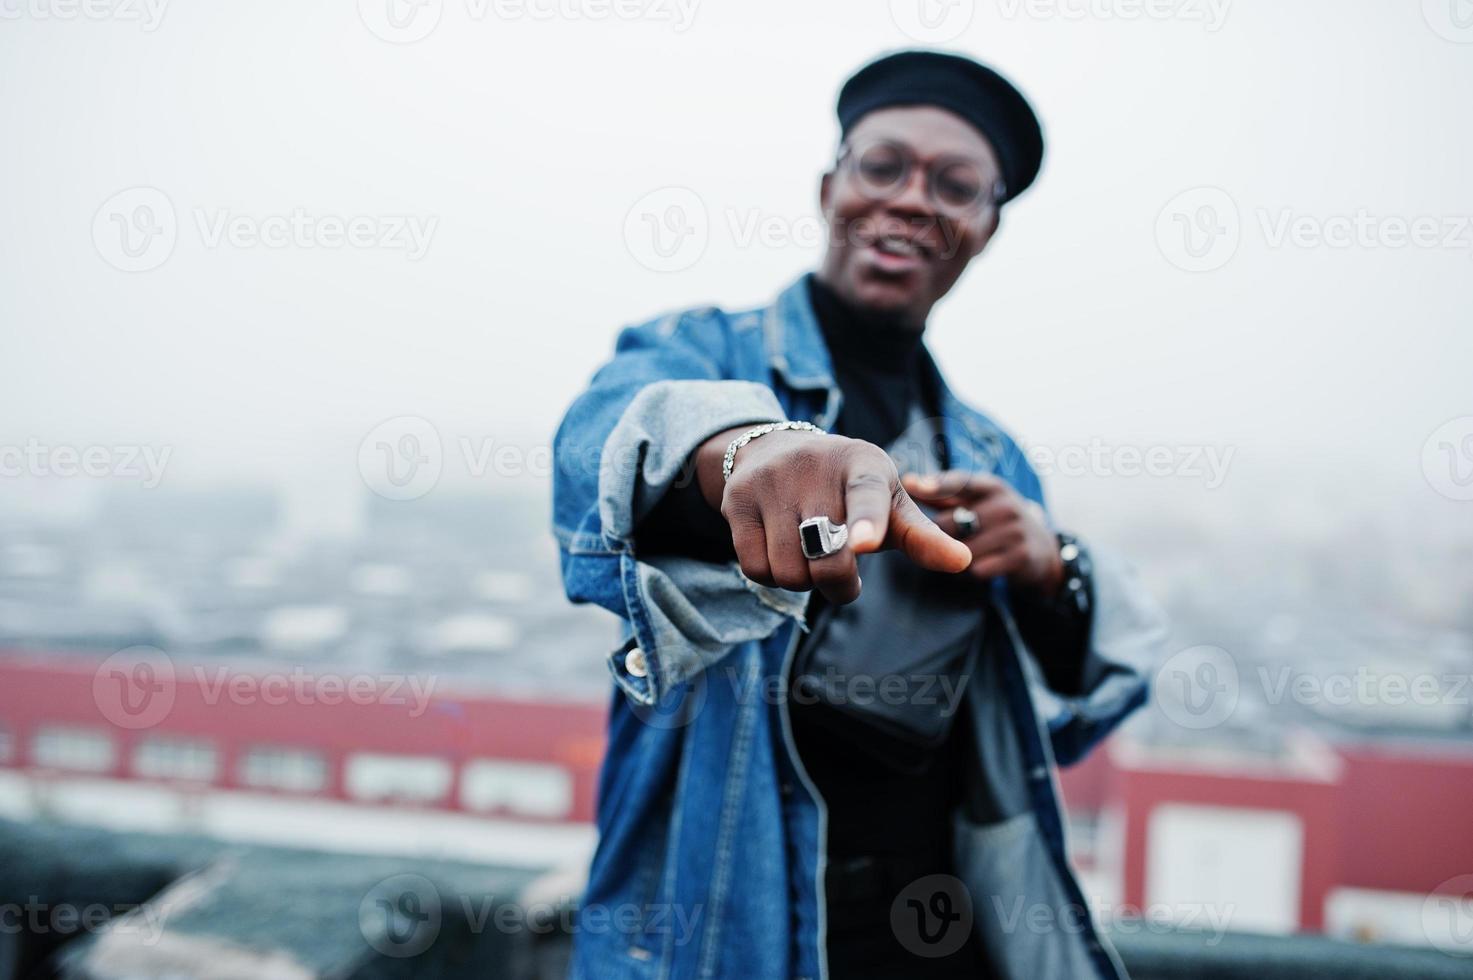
[798,516,849,559]
[951,506,979,538]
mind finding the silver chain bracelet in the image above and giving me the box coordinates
[722,421,826,482]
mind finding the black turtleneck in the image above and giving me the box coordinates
[806,274,935,453]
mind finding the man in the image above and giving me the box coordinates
[553,50,1166,979]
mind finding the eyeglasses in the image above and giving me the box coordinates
[836,139,1005,218]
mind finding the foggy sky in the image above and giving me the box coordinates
[2,0,1470,538]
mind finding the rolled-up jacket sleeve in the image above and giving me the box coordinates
[1027,545,1168,766]
[552,311,809,706]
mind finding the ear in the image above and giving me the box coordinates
[819,170,834,215]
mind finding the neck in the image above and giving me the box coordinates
[808,274,927,373]
[813,266,929,329]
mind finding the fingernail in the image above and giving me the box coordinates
[851,519,876,546]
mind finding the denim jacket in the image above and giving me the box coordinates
[552,273,1167,980]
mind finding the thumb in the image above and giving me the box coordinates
[887,488,973,573]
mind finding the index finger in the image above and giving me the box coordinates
[842,466,894,553]
[844,461,972,573]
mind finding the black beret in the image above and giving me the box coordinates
[836,50,1045,204]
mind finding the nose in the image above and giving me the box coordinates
[887,163,933,216]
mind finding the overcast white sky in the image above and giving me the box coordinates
[2,0,1470,538]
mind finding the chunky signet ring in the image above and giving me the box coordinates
[798,516,849,559]
[951,506,979,538]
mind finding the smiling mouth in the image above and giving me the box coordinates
[860,233,935,279]
[871,234,932,260]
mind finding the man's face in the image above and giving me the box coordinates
[818,106,1004,327]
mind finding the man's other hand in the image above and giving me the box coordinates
[901,471,1064,596]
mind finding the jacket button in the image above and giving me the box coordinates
[624,647,649,678]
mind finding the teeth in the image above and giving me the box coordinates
[875,236,920,256]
